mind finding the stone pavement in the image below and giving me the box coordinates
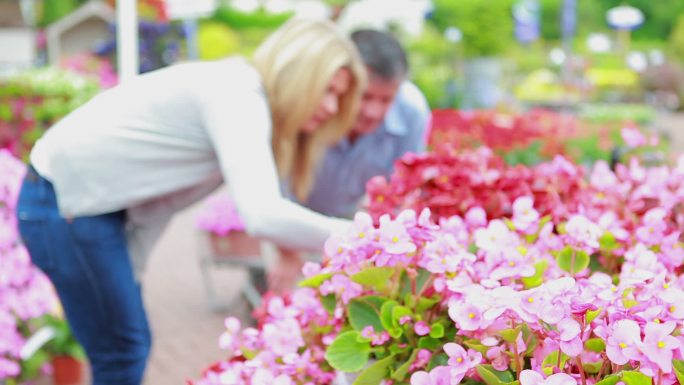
[36,111,684,385]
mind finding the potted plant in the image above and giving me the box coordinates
[41,314,86,385]
[195,193,261,258]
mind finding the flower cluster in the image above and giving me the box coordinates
[195,191,684,384]
[366,147,586,223]
[195,193,246,236]
[0,68,100,160]
[427,109,578,160]
[0,150,57,380]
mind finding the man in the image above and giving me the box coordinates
[268,29,430,292]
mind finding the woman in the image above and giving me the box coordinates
[15,18,366,385]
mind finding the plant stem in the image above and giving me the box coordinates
[657,369,663,385]
[557,347,562,369]
[576,357,587,385]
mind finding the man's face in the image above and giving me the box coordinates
[351,74,401,136]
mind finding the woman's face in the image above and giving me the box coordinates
[300,67,353,134]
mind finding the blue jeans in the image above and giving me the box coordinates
[16,166,151,385]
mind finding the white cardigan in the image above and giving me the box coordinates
[31,57,348,275]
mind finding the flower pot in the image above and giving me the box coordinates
[209,231,261,258]
[52,356,83,385]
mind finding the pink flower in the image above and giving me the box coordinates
[642,321,680,373]
[604,319,642,365]
[448,302,485,331]
[443,343,481,383]
[378,216,416,255]
[465,207,487,228]
[319,274,363,304]
[410,366,451,385]
[512,196,539,232]
[486,345,510,371]
[414,321,431,336]
[261,318,304,356]
[557,318,583,357]
[621,126,647,148]
[218,317,241,350]
[520,370,577,385]
[565,215,602,249]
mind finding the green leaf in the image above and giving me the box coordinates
[415,268,432,294]
[542,350,569,370]
[499,328,520,343]
[349,297,387,332]
[392,305,413,328]
[429,323,445,338]
[322,294,337,314]
[298,272,334,288]
[392,349,419,381]
[584,338,606,353]
[586,308,602,324]
[599,232,619,251]
[351,267,395,292]
[621,370,653,385]
[556,246,590,275]
[521,260,548,289]
[353,354,396,385]
[594,375,620,385]
[673,359,684,384]
[427,353,448,371]
[380,300,401,336]
[416,296,441,314]
[476,365,514,385]
[325,331,372,372]
[418,336,442,350]
[463,339,489,355]
[583,361,603,374]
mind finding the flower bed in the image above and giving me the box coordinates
[0,150,58,381]
[192,149,684,385]
[427,109,664,167]
[0,68,100,161]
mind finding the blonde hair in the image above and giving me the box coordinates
[252,18,366,201]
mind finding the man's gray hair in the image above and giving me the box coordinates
[350,29,408,81]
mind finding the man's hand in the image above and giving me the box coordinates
[267,248,304,295]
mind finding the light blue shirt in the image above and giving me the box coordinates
[301,82,430,218]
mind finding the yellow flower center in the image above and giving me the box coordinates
[517,246,528,256]
[376,195,385,203]
[658,341,666,349]
[337,247,343,254]
[457,357,463,363]
[358,232,365,239]
[375,249,381,255]
[441,258,447,265]
[596,192,605,199]
[527,297,534,303]
[468,313,476,319]
[508,261,516,267]
[649,227,655,234]
[654,318,661,324]
[664,283,670,289]
[670,305,676,313]
[392,236,399,243]
[611,287,618,292]
[619,342,627,349]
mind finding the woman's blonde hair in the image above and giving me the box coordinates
[252,18,366,201]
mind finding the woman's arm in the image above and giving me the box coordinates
[202,87,350,251]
